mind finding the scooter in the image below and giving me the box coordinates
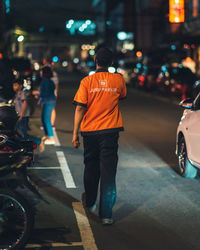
[0,133,46,250]
[0,100,46,249]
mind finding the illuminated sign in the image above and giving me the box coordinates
[169,0,185,23]
[5,0,10,13]
[66,19,96,35]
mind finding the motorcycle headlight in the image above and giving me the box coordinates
[194,80,200,88]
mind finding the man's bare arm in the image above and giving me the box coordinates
[72,105,86,148]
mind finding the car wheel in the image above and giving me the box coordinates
[178,137,197,178]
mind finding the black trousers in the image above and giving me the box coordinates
[83,132,119,219]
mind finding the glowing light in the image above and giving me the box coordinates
[81,45,87,50]
[171,44,176,50]
[66,19,96,35]
[108,67,116,73]
[169,0,185,23]
[0,53,3,59]
[123,43,134,50]
[52,56,59,63]
[39,26,45,32]
[5,0,10,13]
[184,44,190,49]
[134,68,139,73]
[136,51,142,57]
[175,17,179,22]
[136,63,142,68]
[89,50,95,56]
[73,58,79,64]
[68,19,74,25]
[117,68,124,74]
[17,35,24,42]
[62,61,68,67]
[117,31,127,41]
[86,20,92,25]
[33,62,40,71]
[66,24,71,29]
[121,49,127,53]
[89,71,95,75]
[82,44,95,50]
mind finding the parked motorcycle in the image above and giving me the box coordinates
[0,103,45,249]
[0,133,46,250]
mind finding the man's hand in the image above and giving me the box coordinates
[72,134,80,148]
[18,113,23,121]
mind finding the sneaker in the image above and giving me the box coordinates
[88,204,97,213]
[102,218,114,226]
[81,192,96,213]
[39,140,45,152]
[44,139,55,145]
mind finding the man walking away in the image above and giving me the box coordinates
[72,47,127,225]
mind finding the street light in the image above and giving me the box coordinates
[17,35,24,42]
[117,31,127,41]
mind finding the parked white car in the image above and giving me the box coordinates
[176,93,200,178]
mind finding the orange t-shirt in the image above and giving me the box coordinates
[73,70,127,135]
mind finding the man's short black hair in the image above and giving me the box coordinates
[95,47,113,67]
[42,66,53,78]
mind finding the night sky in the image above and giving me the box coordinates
[10,0,94,33]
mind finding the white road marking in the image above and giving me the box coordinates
[26,242,82,248]
[72,202,98,250]
[56,151,76,188]
[53,128,61,146]
[29,166,61,170]
[119,163,177,168]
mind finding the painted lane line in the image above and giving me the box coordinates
[26,242,82,248]
[53,128,61,146]
[56,151,76,188]
[72,202,98,250]
[29,167,61,170]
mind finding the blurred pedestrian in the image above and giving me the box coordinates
[72,47,127,225]
[13,79,45,152]
[42,59,59,128]
[33,66,56,144]
[50,69,59,128]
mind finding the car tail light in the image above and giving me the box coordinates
[171,87,176,92]
[157,78,161,83]
[138,76,145,81]
[0,146,13,152]
[139,81,144,86]
[175,84,182,89]
[33,142,37,150]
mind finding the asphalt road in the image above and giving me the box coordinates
[24,71,200,250]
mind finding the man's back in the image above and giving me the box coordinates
[74,71,126,134]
